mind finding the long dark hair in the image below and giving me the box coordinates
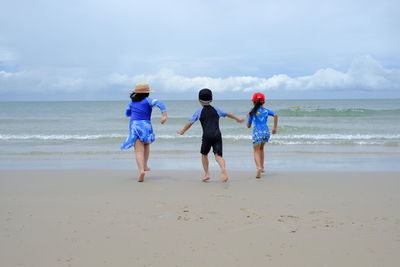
[249,99,263,116]
[130,93,149,102]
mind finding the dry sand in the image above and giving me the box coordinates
[1,169,400,267]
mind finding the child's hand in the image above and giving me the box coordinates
[237,118,244,123]
[177,130,184,135]
[160,116,167,124]
[272,128,277,134]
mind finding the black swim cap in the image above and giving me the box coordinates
[199,88,212,102]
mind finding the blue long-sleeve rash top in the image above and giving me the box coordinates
[247,107,275,133]
[125,97,166,121]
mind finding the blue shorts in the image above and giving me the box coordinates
[121,120,155,150]
[252,129,270,147]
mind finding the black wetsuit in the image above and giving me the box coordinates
[189,105,227,157]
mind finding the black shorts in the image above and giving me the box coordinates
[200,136,223,157]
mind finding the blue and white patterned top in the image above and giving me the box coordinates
[248,107,275,134]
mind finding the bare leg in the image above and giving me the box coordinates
[260,142,265,172]
[143,143,151,171]
[253,145,259,171]
[253,145,262,178]
[134,139,145,182]
[214,154,228,182]
[201,154,210,181]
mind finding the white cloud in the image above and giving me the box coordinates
[1,56,399,99]
[0,69,98,94]
[112,55,400,93]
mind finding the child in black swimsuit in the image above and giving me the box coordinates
[178,88,244,182]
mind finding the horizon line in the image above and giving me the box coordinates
[1,97,400,103]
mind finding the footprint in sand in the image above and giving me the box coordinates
[308,210,339,229]
[176,206,204,221]
[277,215,300,233]
[212,194,232,200]
[310,217,339,229]
[277,215,299,222]
[57,258,73,263]
[308,210,329,215]
[240,208,263,220]
[323,219,336,228]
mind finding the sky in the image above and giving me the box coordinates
[0,0,399,100]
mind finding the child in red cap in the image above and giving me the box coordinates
[247,92,278,178]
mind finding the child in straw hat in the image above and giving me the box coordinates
[121,82,167,182]
[178,88,244,183]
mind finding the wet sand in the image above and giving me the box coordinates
[1,169,399,267]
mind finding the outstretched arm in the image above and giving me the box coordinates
[179,108,201,134]
[227,113,244,123]
[125,102,132,117]
[148,98,167,124]
[272,114,278,134]
[160,111,167,124]
[247,113,252,128]
[177,122,193,135]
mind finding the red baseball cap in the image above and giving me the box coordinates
[252,92,265,103]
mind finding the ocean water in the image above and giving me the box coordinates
[0,99,399,171]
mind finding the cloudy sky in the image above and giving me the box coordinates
[1,0,399,100]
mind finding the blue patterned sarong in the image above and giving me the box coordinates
[121,120,155,150]
[252,129,270,146]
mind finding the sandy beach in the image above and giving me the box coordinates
[1,169,399,267]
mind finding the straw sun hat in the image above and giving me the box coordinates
[133,82,154,93]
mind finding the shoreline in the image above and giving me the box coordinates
[1,167,400,173]
[1,150,399,171]
[1,169,400,266]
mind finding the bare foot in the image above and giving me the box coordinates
[144,167,151,171]
[221,169,228,183]
[138,171,145,182]
[261,168,265,173]
[202,175,210,182]
[256,169,262,178]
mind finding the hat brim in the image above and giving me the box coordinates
[133,90,154,93]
